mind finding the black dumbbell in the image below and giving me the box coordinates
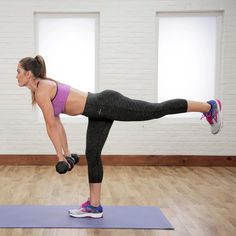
[55,153,80,174]
[55,161,68,174]
[70,153,79,165]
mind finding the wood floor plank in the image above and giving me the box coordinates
[0,166,235,236]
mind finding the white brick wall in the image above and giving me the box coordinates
[0,0,235,156]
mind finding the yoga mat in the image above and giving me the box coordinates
[0,205,174,230]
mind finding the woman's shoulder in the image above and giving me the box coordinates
[36,79,57,99]
[38,78,57,89]
[39,78,57,86]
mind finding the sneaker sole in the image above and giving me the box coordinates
[69,212,103,218]
[212,99,223,134]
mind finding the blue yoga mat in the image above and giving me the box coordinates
[0,205,174,230]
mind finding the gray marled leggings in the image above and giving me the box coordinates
[82,90,187,183]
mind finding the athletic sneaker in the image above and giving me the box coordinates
[202,99,222,134]
[80,199,90,208]
[69,203,103,218]
[68,198,90,216]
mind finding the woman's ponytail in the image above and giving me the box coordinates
[34,55,46,78]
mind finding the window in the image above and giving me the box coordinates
[157,13,222,117]
[34,13,98,121]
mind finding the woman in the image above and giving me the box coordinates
[17,55,222,218]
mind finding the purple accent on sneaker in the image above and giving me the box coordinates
[202,99,221,125]
[202,99,222,134]
[83,204,103,214]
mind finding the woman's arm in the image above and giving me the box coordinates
[55,117,70,157]
[35,90,65,162]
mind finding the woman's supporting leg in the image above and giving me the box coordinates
[85,118,113,206]
[89,183,102,207]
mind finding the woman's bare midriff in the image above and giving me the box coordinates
[64,87,88,116]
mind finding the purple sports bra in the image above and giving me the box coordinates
[51,83,70,116]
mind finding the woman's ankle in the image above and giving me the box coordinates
[90,201,100,207]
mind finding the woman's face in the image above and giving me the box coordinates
[16,64,29,87]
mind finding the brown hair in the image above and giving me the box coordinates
[19,55,46,79]
[19,55,53,105]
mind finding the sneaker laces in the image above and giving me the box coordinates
[201,111,214,125]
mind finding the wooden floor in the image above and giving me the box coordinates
[0,166,235,236]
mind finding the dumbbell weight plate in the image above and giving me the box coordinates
[66,157,74,171]
[71,153,79,165]
[56,161,69,174]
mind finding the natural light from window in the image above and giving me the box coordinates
[157,14,219,117]
[35,13,98,121]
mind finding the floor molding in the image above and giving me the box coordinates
[0,155,235,166]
